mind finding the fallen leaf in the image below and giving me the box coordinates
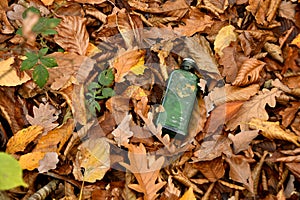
[68,0,107,4]
[6,126,43,154]
[278,1,296,21]
[162,177,180,199]
[226,88,282,131]
[26,103,59,134]
[228,130,259,154]
[112,114,134,147]
[19,152,46,170]
[279,102,300,127]
[291,33,300,48]
[41,0,54,6]
[214,25,237,56]
[73,137,110,182]
[193,157,225,182]
[54,16,89,55]
[232,58,265,86]
[179,187,196,200]
[113,49,146,82]
[122,85,147,100]
[264,42,283,63]
[249,118,300,147]
[225,155,254,193]
[120,143,166,200]
[130,56,147,75]
[0,57,31,86]
[38,152,59,173]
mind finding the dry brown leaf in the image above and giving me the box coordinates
[73,137,110,182]
[214,25,237,56]
[26,103,59,134]
[174,7,214,37]
[0,57,31,86]
[226,88,282,131]
[225,155,254,193]
[6,125,43,154]
[205,84,259,109]
[282,46,300,73]
[193,157,225,182]
[33,119,74,153]
[83,4,107,23]
[249,118,300,147]
[278,1,296,21]
[41,0,54,6]
[162,177,180,200]
[228,130,259,154]
[67,0,107,4]
[0,2,14,34]
[188,98,207,137]
[54,16,89,55]
[19,152,46,170]
[192,134,232,162]
[279,102,300,127]
[120,143,166,200]
[264,42,283,63]
[38,152,59,173]
[232,58,265,86]
[113,49,145,82]
[112,114,134,147]
[275,155,300,162]
[179,187,196,200]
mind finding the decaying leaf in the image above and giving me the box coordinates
[225,155,254,193]
[26,103,59,134]
[226,88,282,131]
[112,114,133,147]
[193,157,225,182]
[214,25,237,56]
[38,152,59,173]
[0,57,31,86]
[120,143,166,200]
[73,137,110,182]
[249,118,300,147]
[6,126,43,154]
[54,16,89,55]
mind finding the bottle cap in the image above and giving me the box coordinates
[181,58,197,71]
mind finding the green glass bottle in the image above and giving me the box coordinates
[156,58,198,138]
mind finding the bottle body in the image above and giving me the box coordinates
[156,68,198,138]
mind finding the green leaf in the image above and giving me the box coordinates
[32,18,61,35]
[21,57,38,71]
[22,6,40,19]
[101,87,115,98]
[38,48,48,57]
[40,57,58,68]
[98,69,114,86]
[42,29,58,35]
[33,64,49,88]
[16,27,22,35]
[87,99,101,116]
[25,52,39,60]
[0,152,28,190]
[88,82,101,91]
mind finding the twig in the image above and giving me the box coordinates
[28,179,59,200]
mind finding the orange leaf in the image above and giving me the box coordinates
[19,152,45,170]
[179,187,196,200]
[291,33,300,48]
[6,126,43,154]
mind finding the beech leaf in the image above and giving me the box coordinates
[214,25,237,56]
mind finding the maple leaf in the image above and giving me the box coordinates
[120,143,166,200]
[232,58,265,86]
[54,16,89,55]
[26,102,59,134]
[226,88,282,131]
[112,114,134,147]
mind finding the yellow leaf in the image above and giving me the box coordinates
[130,56,147,75]
[0,57,31,86]
[122,85,147,100]
[214,25,237,56]
[19,152,45,170]
[179,187,196,200]
[291,33,300,48]
[85,42,101,57]
[249,118,300,147]
[41,0,54,5]
[6,126,44,154]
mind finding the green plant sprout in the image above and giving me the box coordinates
[21,47,58,88]
[86,68,115,116]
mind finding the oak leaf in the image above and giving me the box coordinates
[120,143,166,200]
[279,102,300,127]
[112,114,134,147]
[225,155,254,193]
[38,152,59,173]
[54,16,89,55]
[162,177,180,199]
[113,49,145,82]
[73,137,110,182]
[179,187,196,200]
[214,25,237,56]
[6,126,43,154]
[0,57,31,86]
[228,130,259,154]
[232,58,265,86]
[226,88,282,131]
[249,118,300,147]
[26,103,59,134]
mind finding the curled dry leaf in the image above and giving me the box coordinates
[120,143,166,200]
[214,25,237,56]
[6,125,43,154]
[26,103,59,134]
[279,102,300,127]
[54,16,89,55]
[0,57,31,86]
[73,137,110,182]
[226,88,282,131]
[263,42,283,63]
[249,118,300,147]
[232,58,265,86]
